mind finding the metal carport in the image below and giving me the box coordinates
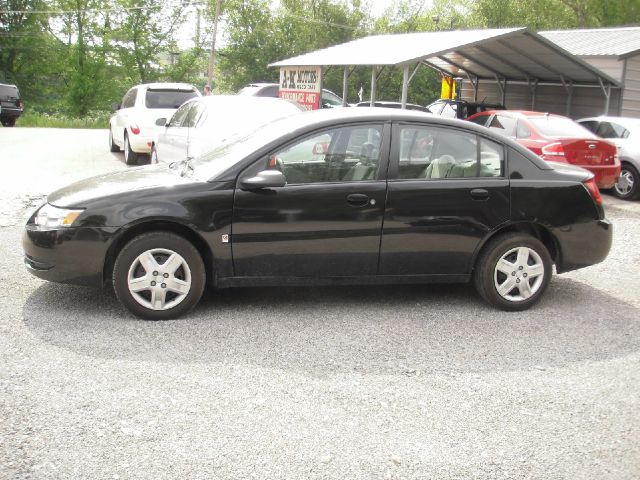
[269,28,620,115]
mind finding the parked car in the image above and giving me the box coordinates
[151,95,304,165]
[109,83,200,165]
[0,83,23,127]
[238,82,345,108]
[355,101,431,112]
[577,116,640,200]
[427,99,505,119]
[467,110,620,189]
[23,108,611,320]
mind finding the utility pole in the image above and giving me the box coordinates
[207,0,223,90]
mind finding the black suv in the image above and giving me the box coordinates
[427,99,505,120]
[0,83,23,127]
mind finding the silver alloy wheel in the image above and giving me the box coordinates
[494,246,544,302]
[127,248,192,311]
[614,168,634,197]
[124,135,130,163]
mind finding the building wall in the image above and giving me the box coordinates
[621,54,640,118]
[461,81,621,119]
[581,56,625,83]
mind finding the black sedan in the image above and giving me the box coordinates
[23,108,612,320]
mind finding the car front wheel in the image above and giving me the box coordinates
[474,233,552,311]
[613,163,639,200]
[112,232,206,320]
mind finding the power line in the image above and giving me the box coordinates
[0,4,162,15]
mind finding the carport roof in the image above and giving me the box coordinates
[270,27,620,87]
[540,27,640,58]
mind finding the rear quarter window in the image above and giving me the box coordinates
[145,89,198,109]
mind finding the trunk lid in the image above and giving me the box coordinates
[558,138,617,166]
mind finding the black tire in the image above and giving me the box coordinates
[474,233,552,311]
[612,162,640,201]
[150,146,159,164]
[123,132,138,165]
[112,232,206,320]
[1,117,16,127]
[109,127,121,152]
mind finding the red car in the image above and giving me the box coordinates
[467,111,620,189]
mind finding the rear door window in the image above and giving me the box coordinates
[395,125,503,179]
[121,89,137,108]
[597,121,629,139]
[145,89,198,109]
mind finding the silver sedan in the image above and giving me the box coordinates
[578,116,640,200]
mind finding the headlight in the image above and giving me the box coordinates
[35,204,84,228]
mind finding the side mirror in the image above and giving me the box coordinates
[155,117,168,127]
[240,170,286,190]
[111,102,120,112]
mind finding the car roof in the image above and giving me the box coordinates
[195,94,304,111]
[475,110,568,119]
[578,116,640,129]
[138,82,198,91]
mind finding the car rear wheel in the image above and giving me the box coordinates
[112,232,206,320]
[109,127,121,152]
[613,163,639,200]
[123,132,138,165]
[1,118,16,127]
[474,233,552,311]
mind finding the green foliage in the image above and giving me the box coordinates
[18,110,110,128]
[1,0,638,124]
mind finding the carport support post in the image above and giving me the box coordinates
[342,67,349,107]
[370,66,377,106]
[401,65,409,109]
[528,79,538,110]
[605,84,611,115]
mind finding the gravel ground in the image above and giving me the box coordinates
[1,128,639,479]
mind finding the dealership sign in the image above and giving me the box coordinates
[279,66,322,110]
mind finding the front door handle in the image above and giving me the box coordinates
[470,188,490,201]
[346,193,369,207]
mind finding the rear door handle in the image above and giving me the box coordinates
[346,193,369,206]
[470,188,490,201]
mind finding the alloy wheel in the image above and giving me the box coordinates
[614,168,635,197]
[493,246,545,302]
[127,248,192,310]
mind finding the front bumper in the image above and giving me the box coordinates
[23,225,118,287]
[553,218,612,273]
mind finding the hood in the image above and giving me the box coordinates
[47,165,196,207]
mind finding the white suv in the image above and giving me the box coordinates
[109,83,200,164]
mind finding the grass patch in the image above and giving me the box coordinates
[16,111,110,129]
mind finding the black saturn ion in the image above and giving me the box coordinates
[23,108,612,320]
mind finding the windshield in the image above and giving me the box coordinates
[189,120,292,181]
[529,116,594,138]
[145,89,198,109]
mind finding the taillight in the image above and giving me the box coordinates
[541,142,564,157]
[130,124,140,135]
[16,99,23,108]
[583,177,602,205]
